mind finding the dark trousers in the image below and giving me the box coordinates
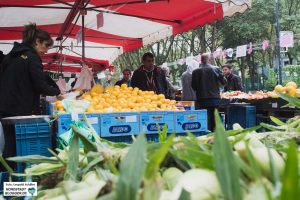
[196,98,221,132]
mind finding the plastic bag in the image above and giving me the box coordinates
[56,76,67,94]
[73,64,94,90]
[62,99,91,114]
[57,122,95,148]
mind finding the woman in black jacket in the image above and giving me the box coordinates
[0,23,60,118]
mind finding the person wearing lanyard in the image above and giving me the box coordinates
[131,52,168,97]
[115,69,132,87]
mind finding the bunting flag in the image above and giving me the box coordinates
[96,12,104,30]
[226,48,234,58]
[247,42,253,54]
[177,58,185,65]
[262,40,269,50]
[75,30,82,45]
[236,45,247,58]
[280,31,294,48]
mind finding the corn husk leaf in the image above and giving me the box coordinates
[280,142,299,200]
[6,155,58,164]
[270,116,286,126]
[213,110,243,200]
[145,134,174,179]
[278,93,300,108]
[170,147,213,170]
[115,134,147,200]
[260,123,286,131]
[65,133,79,181]
[144,135,175,200]
[71,123,97,153]
[24,163,64,176]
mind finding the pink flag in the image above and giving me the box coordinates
[96,12,104,29]
[280,31,294,47]
[177,58,185,65]
[213,48,222,59]
[262,40,269,50]
[247,42,253,54]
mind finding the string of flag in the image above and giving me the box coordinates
[162,30,295,67]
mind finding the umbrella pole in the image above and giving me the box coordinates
[81,12,85,62]
[275,0,282,84]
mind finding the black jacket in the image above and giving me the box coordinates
[131,66,168,97]
[0,42,60,116]
[191,64,226,100]
[224,73,243,92]
[115,79,131,87]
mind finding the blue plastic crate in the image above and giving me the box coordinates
[103,131,210,144]
[175,132,209,137]
[227,105,256,130]
[15,122,52,173]
[57,113,101,135]
[101,112,139,137]
[175,110,207,133]
[103,135,135,143]
[140,111,175,134]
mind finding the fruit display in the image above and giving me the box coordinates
[269,81,300,98]
[221,81,300,100]
[54,84,179,113]
[221,90,269,100]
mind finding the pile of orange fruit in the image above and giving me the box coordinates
[55,84,179,113]
[268,81,299,98]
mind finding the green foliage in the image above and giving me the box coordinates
[116,135,147,200]
[213,111,243,200]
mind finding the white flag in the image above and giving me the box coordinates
[236,45,247,58]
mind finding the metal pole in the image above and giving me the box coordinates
[276,0,283,84]
[81,12,85,61]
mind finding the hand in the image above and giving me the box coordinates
[56,95,64,101]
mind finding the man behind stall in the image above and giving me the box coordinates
[192,53,227,132]
[115,69,132,87]
[131,52,168,97]
[222,64,243,92]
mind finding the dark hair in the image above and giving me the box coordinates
[22,23,53,47]
[222,64,232,69]
[142,52,154,61]
[123,68,131,75]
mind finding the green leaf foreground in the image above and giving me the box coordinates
[145,134,175,179]
[65,133,79,181]
[116,135,147,200]
[278,93,300,108]
[213,110,243,200]
[270,116,286,126]
[280,142,299,200]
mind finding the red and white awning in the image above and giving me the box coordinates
[0,0,251,71]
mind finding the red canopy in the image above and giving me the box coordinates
[0,0,251,72]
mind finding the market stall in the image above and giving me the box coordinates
[6,1,294,199]
[219,82,300,129]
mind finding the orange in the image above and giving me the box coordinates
[274,85,285,93]
[286,81,297,89]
